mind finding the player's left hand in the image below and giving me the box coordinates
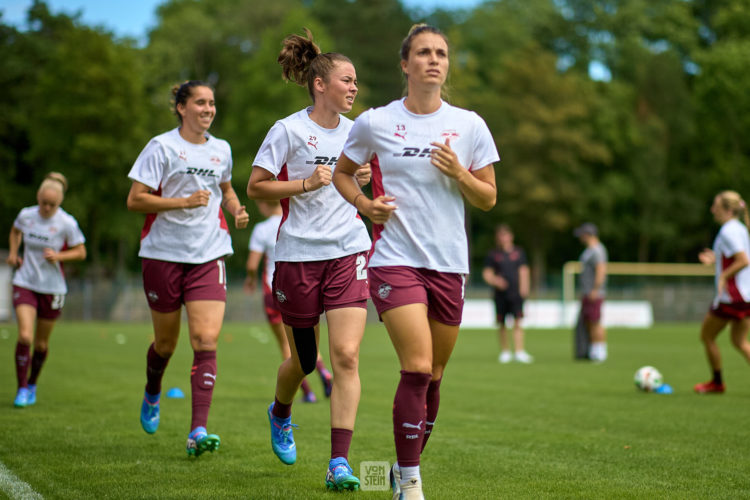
[43,248,59,263]
[355,163,371,186]
[430,138,464,179]
[234,205,249,229]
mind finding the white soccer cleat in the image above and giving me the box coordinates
[399,477,425,500]
[514,350,533,364]
[498,351,512,364]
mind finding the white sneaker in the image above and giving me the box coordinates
[399,477,425,500]
[390,463,401,500]
[498,351,512,364]
[514,351,533,364]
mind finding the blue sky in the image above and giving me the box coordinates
[1,0,485,42]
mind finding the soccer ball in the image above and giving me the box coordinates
[634,366,663,392]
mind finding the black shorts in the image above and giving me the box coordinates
[494,293,524,323]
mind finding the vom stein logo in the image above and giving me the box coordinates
[359,461,389,491]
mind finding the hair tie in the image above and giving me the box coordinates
[740,200,746,209]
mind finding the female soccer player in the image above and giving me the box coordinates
[243,199,333,403]
[7,172,86,408]
[333,24,499,500]
[127,80,249,456]
[694,190,750,394]
[246,30,371,491]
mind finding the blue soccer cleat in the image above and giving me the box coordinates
[391,463,401,499]
[26,385,37,406]
[320,371,333,398]
[325,457,360,491]
[186,426,220,457]
[302,391,317,403]
[14,387,30,408]
[140,391,160,434]
[267,403,297,465]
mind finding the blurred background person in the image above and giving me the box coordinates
[575,222,608,362]
[243,199,333,403]
[7,172,86,408]
[694,191,750,393]
[482,224,532,363]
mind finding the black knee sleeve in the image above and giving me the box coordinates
[292,326,318,375]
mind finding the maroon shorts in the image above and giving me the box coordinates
[262,280,282,324]
[368,266,465,326]
[12,285,64,320]
[710,301,750,320]
[273,252,369,328]
[581,295,603,323]
[141,257,227,313]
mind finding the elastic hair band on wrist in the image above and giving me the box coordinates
[302,179,307,193]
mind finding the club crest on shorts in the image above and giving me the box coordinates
[378,283,392,299]
[275,289,287,303]
[147,290,159,302]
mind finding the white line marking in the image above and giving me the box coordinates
[0,461,43,500]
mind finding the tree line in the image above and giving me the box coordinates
[2,0,749,287]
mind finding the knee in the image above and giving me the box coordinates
[331,346,359,374]
[154,337,178,356]
[33,340,49,352]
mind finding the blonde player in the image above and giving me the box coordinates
[694,191,750,393]
[333,24,499,500]
[127,80,249,456]
[246,29,370,491]
[243,199,333,403]
[7,172,86,408]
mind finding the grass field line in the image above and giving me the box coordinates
[0,460,43,500]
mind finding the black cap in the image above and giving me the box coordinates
[574,222,598,237]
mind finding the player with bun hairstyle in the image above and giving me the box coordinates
[694,190,750,394]
[243,199,333,403]
[247,29,370,491]
[127,80,249,456]
[8,172,86,408]
[333,24,499,499]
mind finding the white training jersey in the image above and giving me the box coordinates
[12,206,86,295]
[128,128,234,264]
[252,107,371,262]
[248,214,281,289]
[343,98,500,273]
[713,218,750,303]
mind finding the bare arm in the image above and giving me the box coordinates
[247,164,332,200]
[243,250,263,294]
[126,180,210,213]
[220,182,249,229]
[430,138,497,211]
[717,251,750,295]
[332,154,397,224]
[519,264,530,298]
[7,226,23,267]
[44,243,86,264]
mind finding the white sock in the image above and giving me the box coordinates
[399,465,420,483]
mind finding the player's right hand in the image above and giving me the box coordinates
[365,195,397,224]
[308,165,332,191]
[6,255,21,268]
[698,248,715,265]
[185,190,211,208]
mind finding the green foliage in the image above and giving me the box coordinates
[3,0,750,283]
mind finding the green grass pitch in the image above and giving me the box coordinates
[2,321,750,499]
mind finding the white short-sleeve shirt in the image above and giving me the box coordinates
[248,214,281,289]
[343,98,500,273]
[12,206,86,294]
[713,218,750,303]
[252,108,371,262]
[128,128,234,264]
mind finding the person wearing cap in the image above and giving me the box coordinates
[575,222,608,361]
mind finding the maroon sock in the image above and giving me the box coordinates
[15,342,31,389]
[190,350,217,430]
[27,349,49,385]
[272,396,292,419]
[300,379,312,395]
[393,370,431,467]
[331,428,353,460]
[145,343,171,396]
[421,377,442,453]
